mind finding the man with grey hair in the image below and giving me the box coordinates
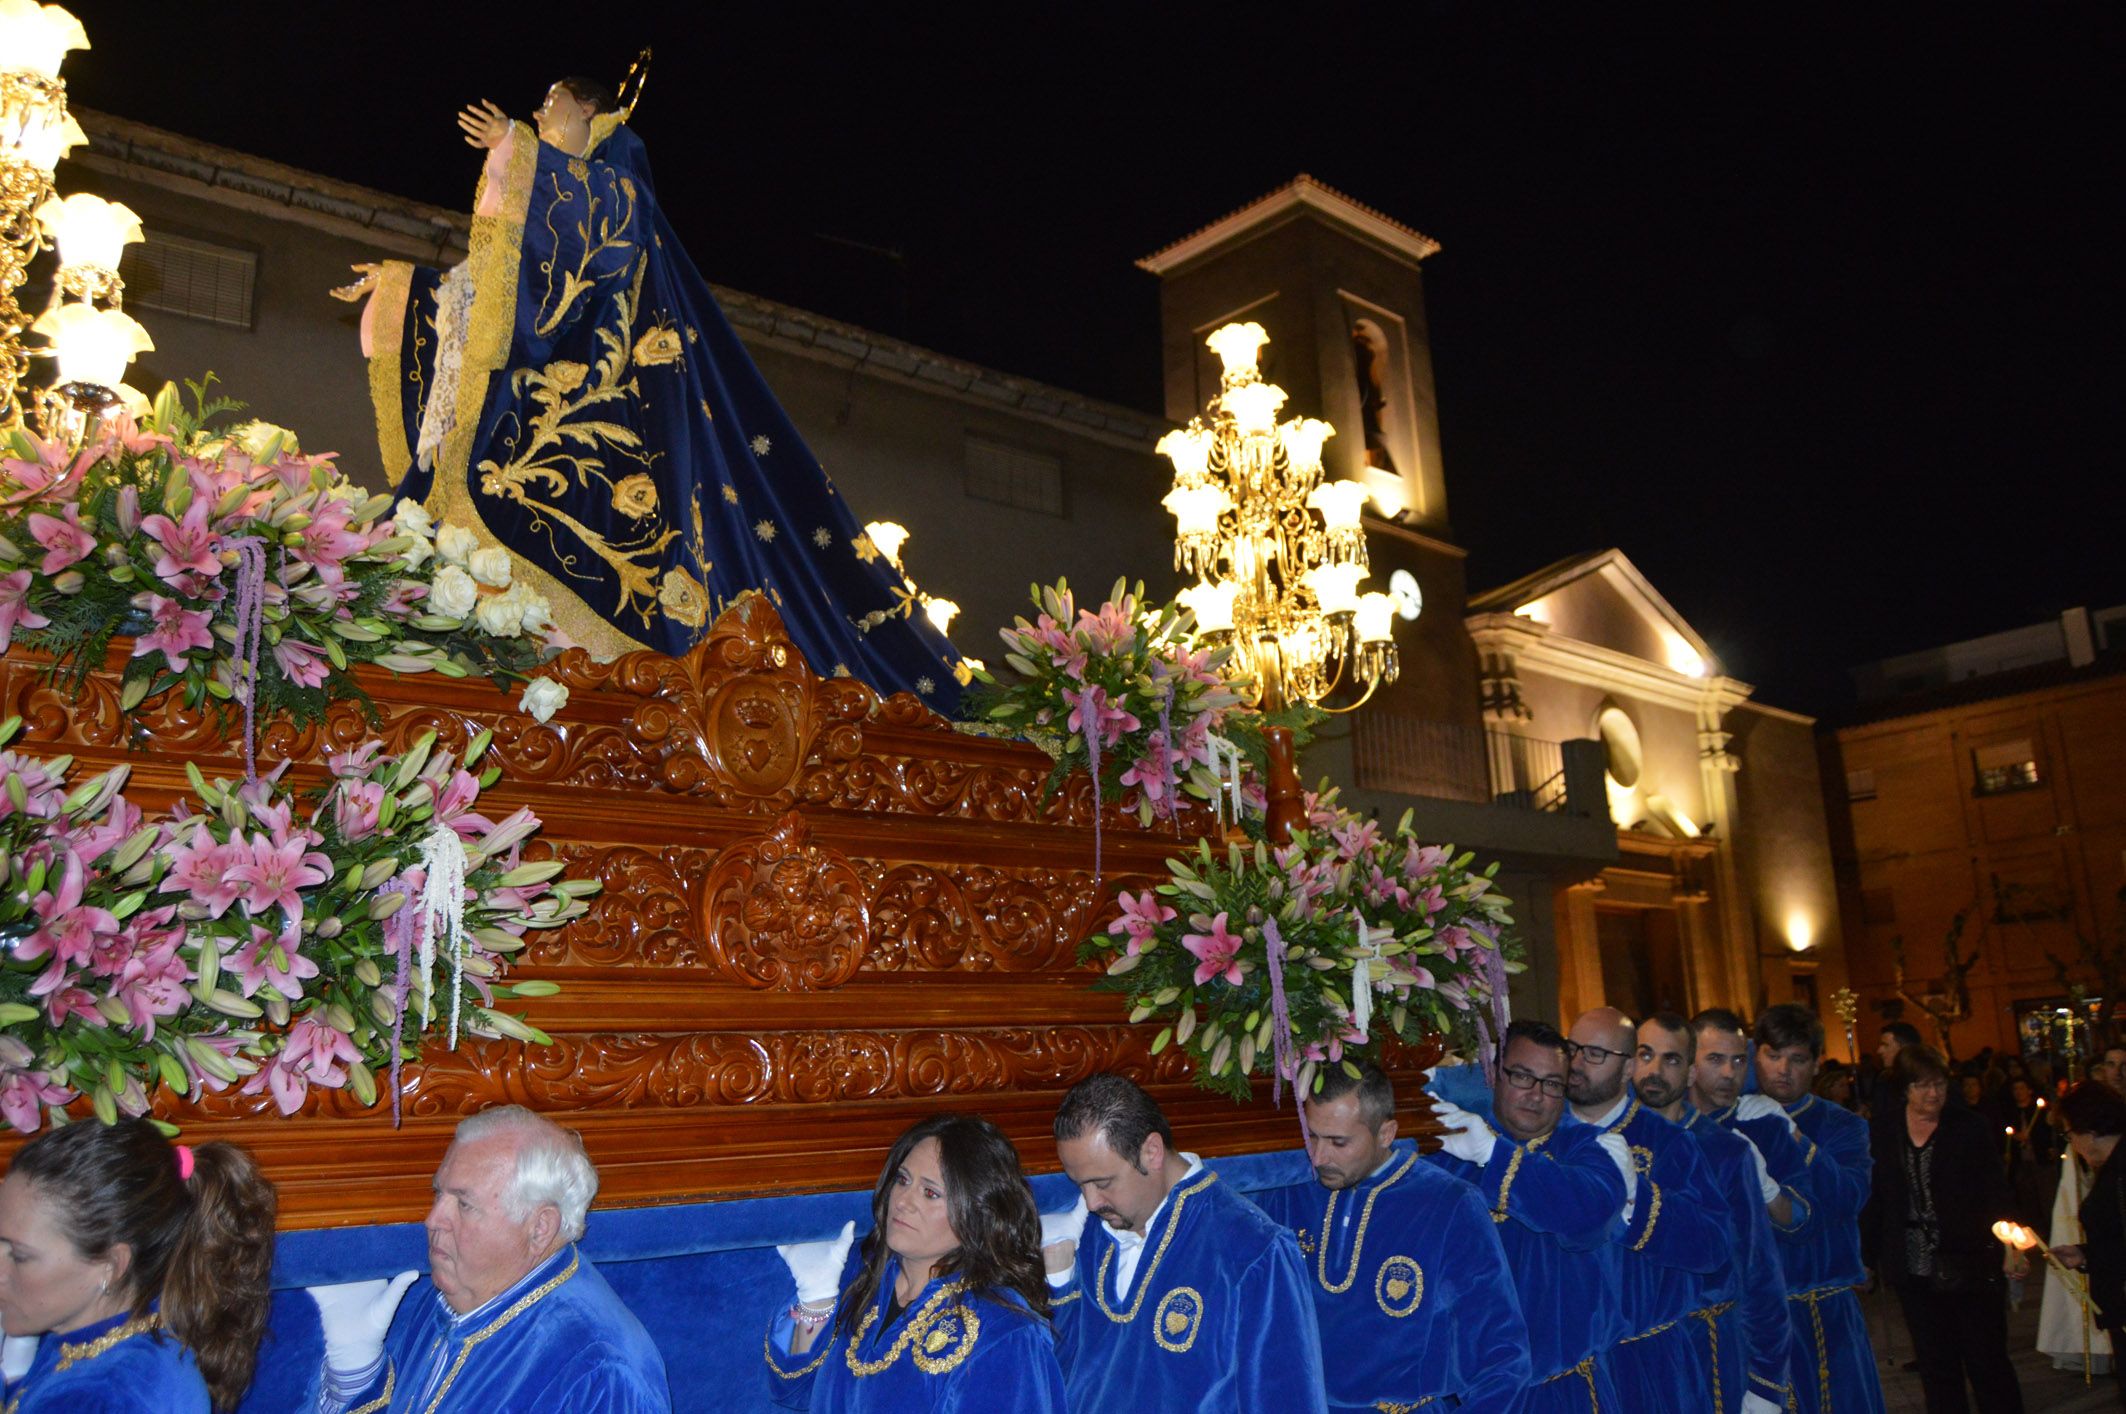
[309,1105,669,1411]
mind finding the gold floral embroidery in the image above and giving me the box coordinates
[659,567,709,627]
[533,163,637,339]
[611,473,659,519]
[850,533,879,563]
[633,325,683,367]
[843,1280,979,1378]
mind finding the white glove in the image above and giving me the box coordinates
[1432,1101,1498,1165]
[2,1334,35,1382]
[309,1271,419,1376]
[1741,1133,1781,1204]
[1595,1131,1640,1223]
[1734,1093,1798,1135]
[1742,1393,1783,1414]
[1040,1195,1088,1250]
[777,1219,856,1305]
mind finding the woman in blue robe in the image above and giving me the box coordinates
[765,1114,1065,1412]
[0,1120,276,1413]
[344,77,966,709]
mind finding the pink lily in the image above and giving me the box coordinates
[1107,889,1176,956]
[224,831,332,920]
[0,569,50,653]
[0,1066,73,1134]
[25,503,96,574]
[1181,910,1246,986]
[139,496,223,580]
[129,594,215,672]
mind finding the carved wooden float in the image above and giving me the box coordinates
[0,598,1435,1228]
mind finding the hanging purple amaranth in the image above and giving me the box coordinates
[1072,685,1103,887]
[226,536,269,784]
[385,881,416,1128]
[1469,918,1509,1086]
[1154,675,1177,823]
[1263,917,1309,1149]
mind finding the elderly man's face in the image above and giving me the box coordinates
[425,1133,550,1313]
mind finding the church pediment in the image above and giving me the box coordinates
[1468,548,1718,679]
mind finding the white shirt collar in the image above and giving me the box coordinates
[1577,1092,1631,1131]
[1114,1152,1205,1255]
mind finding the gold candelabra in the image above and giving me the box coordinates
[0,1,151,440]
[1159,322,1402,841]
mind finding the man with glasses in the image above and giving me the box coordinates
[1256,1062,1531,1412]
[1427,1020,1631,1413]
[1755,1003,1886,1414]
[1564,1008,1729,1414]
[1637,1012,1796,1414]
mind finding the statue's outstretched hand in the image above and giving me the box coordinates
[457,99,511,150]
[329,262,380,303]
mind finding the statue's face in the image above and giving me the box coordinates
[535,84,596,154]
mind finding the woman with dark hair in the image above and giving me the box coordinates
[764,1114,1065,1411]
[2050,1082,2126,1403]
[1861,1045,2026,1412]
[0,1119,277,1412]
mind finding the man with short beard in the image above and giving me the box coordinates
[1564,1008,1728,1414]
[1427,1021,1631,1413]
[1637,1012,1795,1414]
[1754,1003,1886,1414]
[1256,1063,1531,1412]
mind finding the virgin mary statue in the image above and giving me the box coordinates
[341,75,966,709]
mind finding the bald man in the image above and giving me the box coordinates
[1566,1007,1730,1414]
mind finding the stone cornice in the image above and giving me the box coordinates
[1137,173,1441,276]
[1466,611,1753,715]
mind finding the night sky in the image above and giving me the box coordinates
[61,3,2123,717]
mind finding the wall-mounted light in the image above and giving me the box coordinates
[1784,910,1815,953]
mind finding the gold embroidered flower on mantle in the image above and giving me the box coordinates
[659,566,709,627]
[545,360,589,394]
[633,325,684,367]
[612,473,659,520]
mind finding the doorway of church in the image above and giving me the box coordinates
[1596,905,1691,1022]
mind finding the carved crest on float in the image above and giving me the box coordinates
[701,809,869,990]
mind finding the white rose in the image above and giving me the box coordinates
[398,534,434,570]
[474,592,525,638]
[518,677,569,723]
[429,564,480,619]
[393,501,435,541]
[436,524,478,568]
[495,583,552,637]
[236,420,298,461]
[467,546,513,589]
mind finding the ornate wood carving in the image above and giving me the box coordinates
[0,598,1339,1227]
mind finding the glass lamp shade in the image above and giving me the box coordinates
[922,595,959,636]
[1204,321,1269,380]
[1279,418,1335,472]
[0,0,87,82]
[1306,479,1369,533]
[33,301,151,389]
[12,108,82,174]
[1304,562,1366,617]
[1175,579,1239,635]
[1155,424,1213,486]
[862,520,909,570]
[1161,483,1230,538]
[36,193,141,272]
[1222,381,1287,438]
[1353,591,1397,644]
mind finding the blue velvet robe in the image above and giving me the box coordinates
[1586,1096,1728,1414]
[2,1306,207,1414]
[330,1246,669,1412]
[1254,1145,1531,1413]
[1049,1167,1327,1413]
[367,119,964,707]
[1427,1121,1627,1413]
[1681,1107,1796,1413]
[1773,1094,1885,1414]
[763,1259,1064,1413]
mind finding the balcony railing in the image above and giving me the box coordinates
[1352,713,1572,813]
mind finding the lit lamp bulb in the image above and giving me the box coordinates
[33,301,151,390]
[1222,381,1287,438]
[1280,418,1335,473]
[1161,483,1229,539]
[1176,579,1237,636]
[1204,321,1268,381]
[922,595,959,636]
[1353,591,1397,645]
[1156,424,1213,488]
[1306,479,1369,534]
[12,109,83,175]
[1304,561,1365,617]
[0,0,89,82]
[863,520,909,571]
[36,193,141,274]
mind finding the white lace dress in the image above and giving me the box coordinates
[2040,1152,2114,1372]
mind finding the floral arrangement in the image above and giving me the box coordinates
[0,381,571,737]
[0,714,591,1133]
[1090,785,1519,1103]
[967,578,1319,827]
